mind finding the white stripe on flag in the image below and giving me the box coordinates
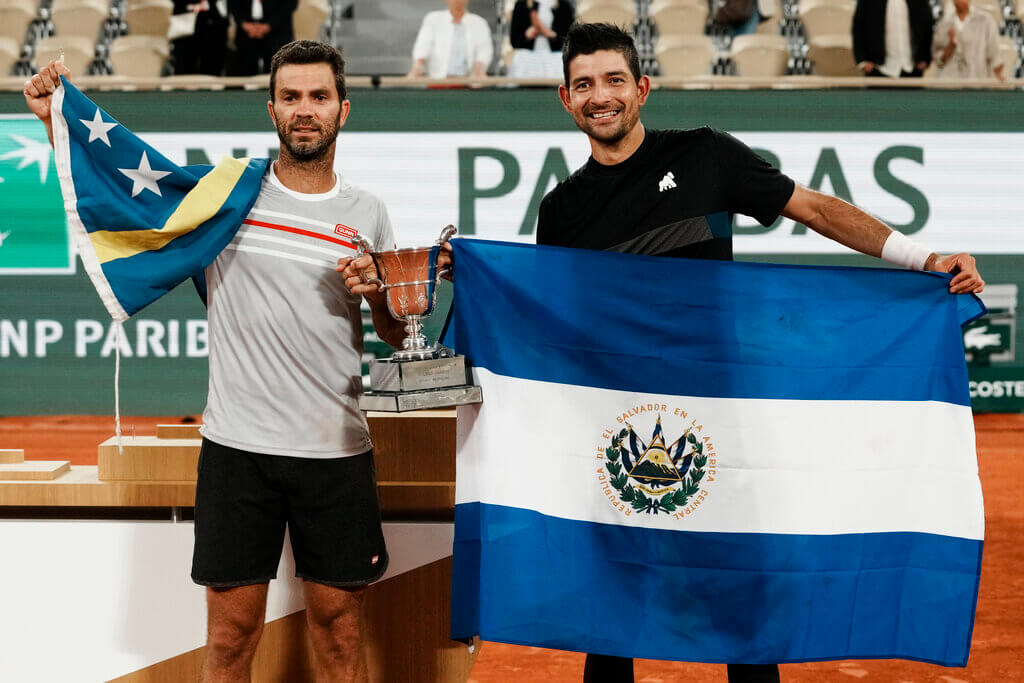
[456,368,983,540]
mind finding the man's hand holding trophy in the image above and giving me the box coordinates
[337,225,482,412]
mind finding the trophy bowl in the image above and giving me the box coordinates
[353,225,456,361]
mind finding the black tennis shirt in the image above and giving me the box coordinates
[536,127,796,261]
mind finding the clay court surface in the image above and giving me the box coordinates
[2,413,1021,682]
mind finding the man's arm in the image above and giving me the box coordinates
[23,59,72,147]
[336,255,406,349]
[472,16,494,77]
[781,184,985,294]
[408,14,433,77]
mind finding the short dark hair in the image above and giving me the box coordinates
[561,23,641,87]
[269,40,346,102]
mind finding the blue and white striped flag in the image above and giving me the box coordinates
[51,76,267,321]
[446,239,985,667]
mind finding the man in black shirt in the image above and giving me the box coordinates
[538,22,984,683]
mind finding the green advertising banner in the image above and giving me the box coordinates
[0,115,72,274]
[1,89,1021,414]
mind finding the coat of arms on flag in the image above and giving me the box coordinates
[599,412,716,518]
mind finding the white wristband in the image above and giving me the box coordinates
[881,231,933,271]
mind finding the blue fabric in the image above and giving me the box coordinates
[445,239,984,666]
[57,77,266,319]
[443,239,984,405]
[452,503,982,667]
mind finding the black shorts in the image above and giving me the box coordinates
[191,438,388,588]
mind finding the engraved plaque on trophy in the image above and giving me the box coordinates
[354,225,482,412]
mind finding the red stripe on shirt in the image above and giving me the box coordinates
[243,219,356,250]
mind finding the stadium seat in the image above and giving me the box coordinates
[0,0,36,45]
[124,0,173,37]
[293,0,328,42]
[34,35,95,74]
[730,34,790,76]
[807,33,861,76]
[50,0,109,42]
[756,0,783,35]
[576,0,633,12]
[799,0,855,38]
[577,0,637,28]
[109,34,168,76]
[0,36,19,76]
[650,0,708,37]
[655,34,714,77]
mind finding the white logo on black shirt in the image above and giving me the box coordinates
[658,171,676,192]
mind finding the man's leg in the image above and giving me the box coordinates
[304,581,368,683]
[192,440,288,681]
[583,653,634,682]
[201,583,270,682]
[285,450,387,680]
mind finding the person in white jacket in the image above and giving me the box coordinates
[408,0,494,78]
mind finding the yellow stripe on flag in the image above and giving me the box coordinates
[90,157,252,263]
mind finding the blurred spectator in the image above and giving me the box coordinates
[172,0,229,75]
[228,0,297,75]
[932,0,1004,79]
[853,0,934,77]
[508,0,574,78]
[711,0,760,37]
[408,0,494,78]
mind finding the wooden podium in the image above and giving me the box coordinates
[1,411,476,682]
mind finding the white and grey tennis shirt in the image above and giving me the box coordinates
[201,163,395,459]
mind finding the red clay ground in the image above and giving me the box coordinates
[2,413,1021,682]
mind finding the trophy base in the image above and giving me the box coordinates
[369,355,469,393]
[358,385,483,412]
[391,347,445,362]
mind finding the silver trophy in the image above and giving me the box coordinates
[353,225,482,412]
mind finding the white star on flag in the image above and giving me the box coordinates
[80,108,118,146]
[119,151,171,198]
[0,134,52,184]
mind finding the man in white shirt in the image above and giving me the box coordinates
[407,0,495,78]
[932,0,1005,80]
[24,41,406,682]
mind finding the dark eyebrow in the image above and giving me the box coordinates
[278,87,332,97]
[572,70,629,87]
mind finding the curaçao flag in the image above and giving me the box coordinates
[446,239,986,667]
[51,76,266,321]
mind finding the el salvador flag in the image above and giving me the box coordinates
[51,76,267,321]
[445,239,986,667]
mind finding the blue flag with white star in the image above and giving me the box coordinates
[51,76,267,320]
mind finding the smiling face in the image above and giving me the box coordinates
[267,62,349,162]
[558,49,650,148]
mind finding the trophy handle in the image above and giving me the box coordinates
[350,234,385,290]
[435,225,457,281]
[436,224,458,245]
[352,234,375,257]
